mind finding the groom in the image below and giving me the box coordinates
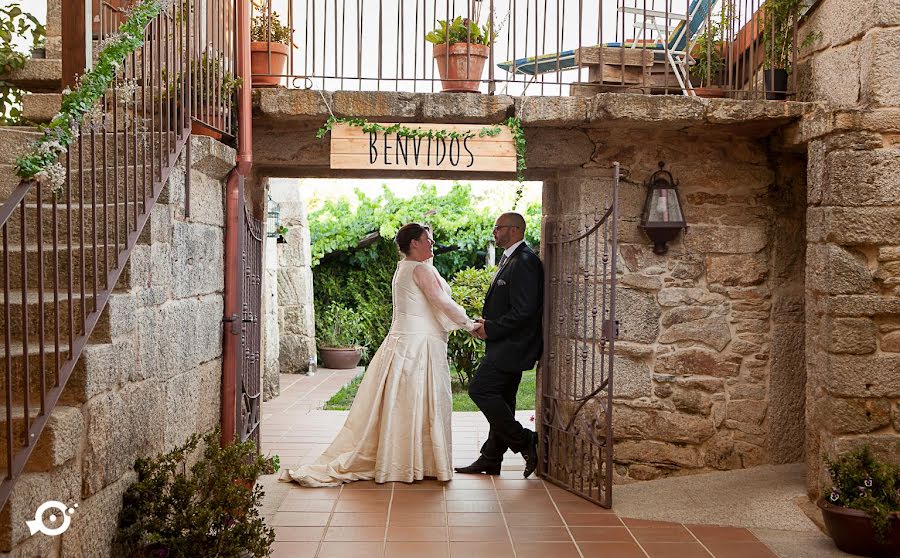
[458,212,544,478]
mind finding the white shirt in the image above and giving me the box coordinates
[501,240,526,260]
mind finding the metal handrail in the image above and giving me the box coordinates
[0,0,238,512]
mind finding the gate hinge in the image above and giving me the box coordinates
[602,319,619,341]
[223,313,241,335]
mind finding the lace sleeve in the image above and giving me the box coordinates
[412,264,475,332]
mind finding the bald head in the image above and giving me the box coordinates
[492,212,526,249]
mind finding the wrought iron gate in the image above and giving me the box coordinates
[238,205,263,444]
[538,163,619,507]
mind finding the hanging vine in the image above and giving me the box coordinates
[316,115,527,183]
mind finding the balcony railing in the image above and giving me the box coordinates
[249,0,798,99]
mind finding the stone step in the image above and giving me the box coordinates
[1,241,136,292]
[0,290,113,341]
[22,93,61,124]
[1,59,62,93]
[0,405,82,474]
[3,201,133,245]
[0,127,41,165]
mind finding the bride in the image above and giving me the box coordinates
[279,223,479,487]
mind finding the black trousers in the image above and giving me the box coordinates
[468,358,531,462]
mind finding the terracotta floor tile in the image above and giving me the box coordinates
[271,512,332,527]
[507,525,572,542]
[284,488,342,500]
[555,499,615,514]
[641,542,713,558]
[504,512,564,527]
[341,481,392,491]
[390,512,447,526]
[569,526,633,542]
[622,518,680,528]
[447,513,505,527]
[278,499,337,513]
[329,512,389,526]
[390,491,445,503]
[444,479,495,490]
[701,541,779,558]
[686,525,760,543]
[270,541,319,558]
[392,480,446,490]
[334,499,391,513]
[500,499,560,514]
[338,490,393,501]
[514,542,581,558]
[444,489,498,501]
[577,542,648,558]
[316,541,385,558]
[449,526,510,542]
[449,541,515,558]
[495,490,553,504]
[386,526,449,541]
[562,512,625,527]
[388,500,447,514]
[274,526,327,542]
[629,526,696,543]
[323,526,387,542]
[492,478,546,490]
[384,541,450,558]
[445,500,503,513]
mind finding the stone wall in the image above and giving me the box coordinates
[4,137,233,557]
[544,128,806,482]
[263,198,281,401]
[793,0,900,495]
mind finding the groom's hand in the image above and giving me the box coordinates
[470,321,487,340]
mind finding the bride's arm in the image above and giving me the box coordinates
[412,265,476,332]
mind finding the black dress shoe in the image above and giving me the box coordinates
[523,431,538,479]
[454,458,502,475]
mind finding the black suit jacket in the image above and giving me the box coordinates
[482,243,544,372]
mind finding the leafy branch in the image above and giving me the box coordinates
[316,115,526,182]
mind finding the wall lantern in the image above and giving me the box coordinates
[266,195,282,240]
[640,161,686,255]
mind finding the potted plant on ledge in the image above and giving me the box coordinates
[316,302,367,369]
[250,2,293,87]
[425,16,494,93]
[192,52,242,140]
[818,445,900,557]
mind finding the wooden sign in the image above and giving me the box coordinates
[329,123,516,173]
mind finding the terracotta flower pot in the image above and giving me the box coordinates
[432,42,489,93]
[250,41,289,87]
[693,86,725,98]
[319,347,363,369]
[818,498,900,557]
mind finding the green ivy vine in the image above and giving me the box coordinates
[14,0,167,192]
[316,115,527,182]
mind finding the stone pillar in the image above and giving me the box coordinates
[273,197,316,373]
[797,0,900,494]
[262,231,280,400]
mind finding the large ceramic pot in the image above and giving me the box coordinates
[250,41,289,87]
[319,347,362,369]
[693,86,725,98]
[764,68,788,100]
[432,42,489,93]
[818,498,900,557]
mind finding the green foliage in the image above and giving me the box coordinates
[824,445,900,543]
[762,0,818,70]
[0,3,45,125]
[196,52,243,105]
[316,115,526,182]
[15,0,163,187]
[689,17,726,87]
[316,301,368,350]
[447,266,494,386]
[116,429,276,557]
[425,16,494,46]
[451,368,536,411]
[251,7,292,45]
[323,372,365,410]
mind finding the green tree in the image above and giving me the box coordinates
[447,266,494,386]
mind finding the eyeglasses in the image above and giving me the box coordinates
[492,225,521,232]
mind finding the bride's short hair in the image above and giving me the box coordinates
[396,223,431,255]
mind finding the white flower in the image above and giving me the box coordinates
[95,32,123,54]
[35,162,67,195]
[116,77,139,105]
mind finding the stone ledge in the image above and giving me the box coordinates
[253,88,810,133]
[2,59,61,93]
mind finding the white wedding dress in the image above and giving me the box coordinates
[279,259,474,487]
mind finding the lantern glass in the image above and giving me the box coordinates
[646,186,683,224]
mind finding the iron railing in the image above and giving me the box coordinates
[0,0,238,511]
[249,0,799,98]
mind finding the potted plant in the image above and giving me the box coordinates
[191,52,242,140]
[115,429,276,557]
[689,18,726,97]
[818,445,900,557]
[316,302,367,369]
[425,15,494,93]
[761,0,818,100]
[250,3,292,87]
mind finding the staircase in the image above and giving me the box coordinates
[0,1,237,549]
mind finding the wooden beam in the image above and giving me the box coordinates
[61,0,87,88]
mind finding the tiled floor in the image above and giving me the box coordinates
[261,373,779,558]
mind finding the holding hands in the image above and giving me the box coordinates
[469,318,487,340]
